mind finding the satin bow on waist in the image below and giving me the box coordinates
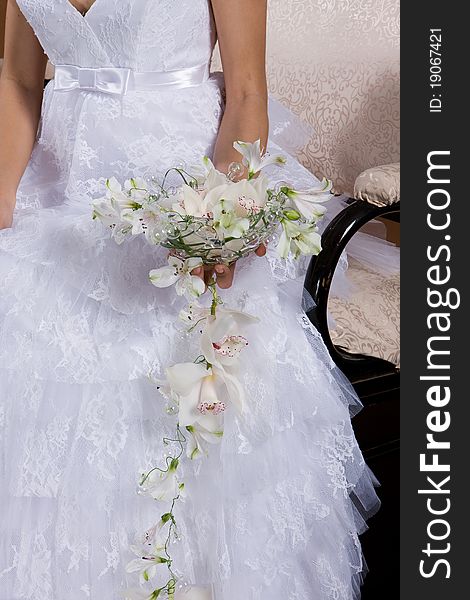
[53,63,211,96]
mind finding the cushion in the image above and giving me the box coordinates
[328,258,400,366]
[354,163,400,207]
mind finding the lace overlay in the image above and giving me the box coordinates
[1,1,379,599]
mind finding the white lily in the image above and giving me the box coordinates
[283,178,332,220]
[126,521,169,583]
[149,256,205,298]
[201,156,229,190]
[92,196,124,228]
[120,208,146,236]
[213,335,248,358]
[188,156,228,191]
[105,177,141,209]
[186,421,224,460]
[179,302,210,327]
[120,200,164,241]
[139,458,181,502]
[124,177,151,203]
[92,177,144,235]
[233,140,286,179]
[141,202,165,243]
[211,198,250,239]
[277,219,322,259]
[91,199,133,244]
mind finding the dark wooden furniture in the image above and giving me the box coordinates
[304,192,400,599]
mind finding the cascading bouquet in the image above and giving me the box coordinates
[92,141,332,599]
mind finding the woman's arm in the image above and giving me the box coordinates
[211,0,269,174]
[197,0,268,288]
[0,0,47,229]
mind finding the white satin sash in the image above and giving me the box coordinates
[53,63,210,96]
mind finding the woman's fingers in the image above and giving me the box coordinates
[191,246,266,291]
[255,244,267,257]
[191,266,204,277]
[191,265,206,286]
[190,265,215,287]
[214,263,236,289]
[203,266,215,286]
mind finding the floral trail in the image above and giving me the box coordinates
[91,141,332,598]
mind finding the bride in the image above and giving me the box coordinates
[0,1,381,599]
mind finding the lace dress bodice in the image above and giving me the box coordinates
[18,0,216,71]
[16,0,223,210]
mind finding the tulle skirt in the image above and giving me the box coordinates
[0,83,387,599]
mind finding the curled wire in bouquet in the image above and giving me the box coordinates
[92,141,332,598]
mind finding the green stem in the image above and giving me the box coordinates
[208,280,220,317]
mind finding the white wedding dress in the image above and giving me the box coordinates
[0,1,382,599]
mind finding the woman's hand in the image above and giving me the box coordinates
[0,197,16,230]
[192,244,267,290]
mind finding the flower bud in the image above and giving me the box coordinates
[283,209,301,221]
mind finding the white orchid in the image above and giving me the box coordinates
[233,140,286,179]
[172,184,209,218]
[149,256,205,298]
[282,178,332,221]
[205,177,269,220]
[277,219,322,259]
[126,521,169,583]
[200,313,251,369]
[165,363,227,428]
[179,303,258,335]
[139,458,181,502]
[175,310,256,420]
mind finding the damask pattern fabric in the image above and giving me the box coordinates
[266,0,400,196]
[0,2,380,599]
[329,259,400,366]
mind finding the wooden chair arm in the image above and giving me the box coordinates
[304,198,400,382]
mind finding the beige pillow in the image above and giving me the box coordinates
[354,163,400,207]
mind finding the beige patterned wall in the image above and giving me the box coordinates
[266,0,400,195]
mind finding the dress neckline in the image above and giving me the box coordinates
[67,1,98,19]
